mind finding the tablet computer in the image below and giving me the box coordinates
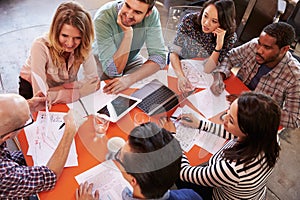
[97,94,141,123]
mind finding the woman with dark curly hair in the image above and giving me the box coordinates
[160,91,281,199]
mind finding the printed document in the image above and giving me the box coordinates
[168,59,213,88]
[75,160,132,200]
[172,106,225,154]
[187,88,229,119]
[24,111,78,167]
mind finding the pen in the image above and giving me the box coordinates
[58,98,89,130]
[182,116,193,122]
[170,116,193,123]
[79,99,89,116]
[170,116,178,120]
[59,122,65,130]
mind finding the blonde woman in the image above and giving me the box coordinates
[19,1,100,104]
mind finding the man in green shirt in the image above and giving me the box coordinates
[93,0,166,94]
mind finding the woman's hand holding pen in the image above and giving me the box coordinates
[63,110,77,136]
[178,113,200,129]
[159,113,200,132]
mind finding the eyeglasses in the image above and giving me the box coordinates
[0,114,34,139]
[114,149,126,170]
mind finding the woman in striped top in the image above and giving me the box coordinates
[161,91,281,199]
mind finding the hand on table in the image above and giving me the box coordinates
[103,76,131,94]
[177,75,194,94]
[79,77,100,97]
[76,181,99,200]
[159,117,176,133]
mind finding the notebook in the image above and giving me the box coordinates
[131,79,179,116]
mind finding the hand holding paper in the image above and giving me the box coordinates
[27,91,48,113]
[67,109,88,131]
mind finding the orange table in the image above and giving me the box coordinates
[18,72,249,200]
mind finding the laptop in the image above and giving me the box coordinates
[131,79,179,116]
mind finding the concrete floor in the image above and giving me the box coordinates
[0,0,299,199]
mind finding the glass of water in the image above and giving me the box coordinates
[94,113,110,138]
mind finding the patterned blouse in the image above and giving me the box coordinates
[169,12,237,63]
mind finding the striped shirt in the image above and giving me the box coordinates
[180,121,274,200]
[215,38,300,128]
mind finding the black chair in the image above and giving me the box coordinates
[234,0,279,46]
[286,1,300,50]
[164,6,202,46]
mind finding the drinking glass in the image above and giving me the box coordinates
[94,113,110,138]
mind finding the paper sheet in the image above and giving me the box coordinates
[130,70,168,89]
[32,71,50,136]
[187,89,229,119]
[171,106,205,152]
[24,111,78,167]
[31,71,47,95]
[194,131,226,154]
[171,106,225,154]
[67,81,116,116]
[174,124,198,152]
[75,160,132,200]
[168,59,213,88]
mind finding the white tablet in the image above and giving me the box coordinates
[97,94,141,123]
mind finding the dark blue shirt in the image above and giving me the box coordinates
[122,187,202,200]
[247,64,272,90]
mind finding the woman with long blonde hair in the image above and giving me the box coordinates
[19,1,99,104]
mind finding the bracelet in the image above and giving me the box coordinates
[214,48,221,52]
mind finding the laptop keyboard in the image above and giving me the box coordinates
[137,86,177,115]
